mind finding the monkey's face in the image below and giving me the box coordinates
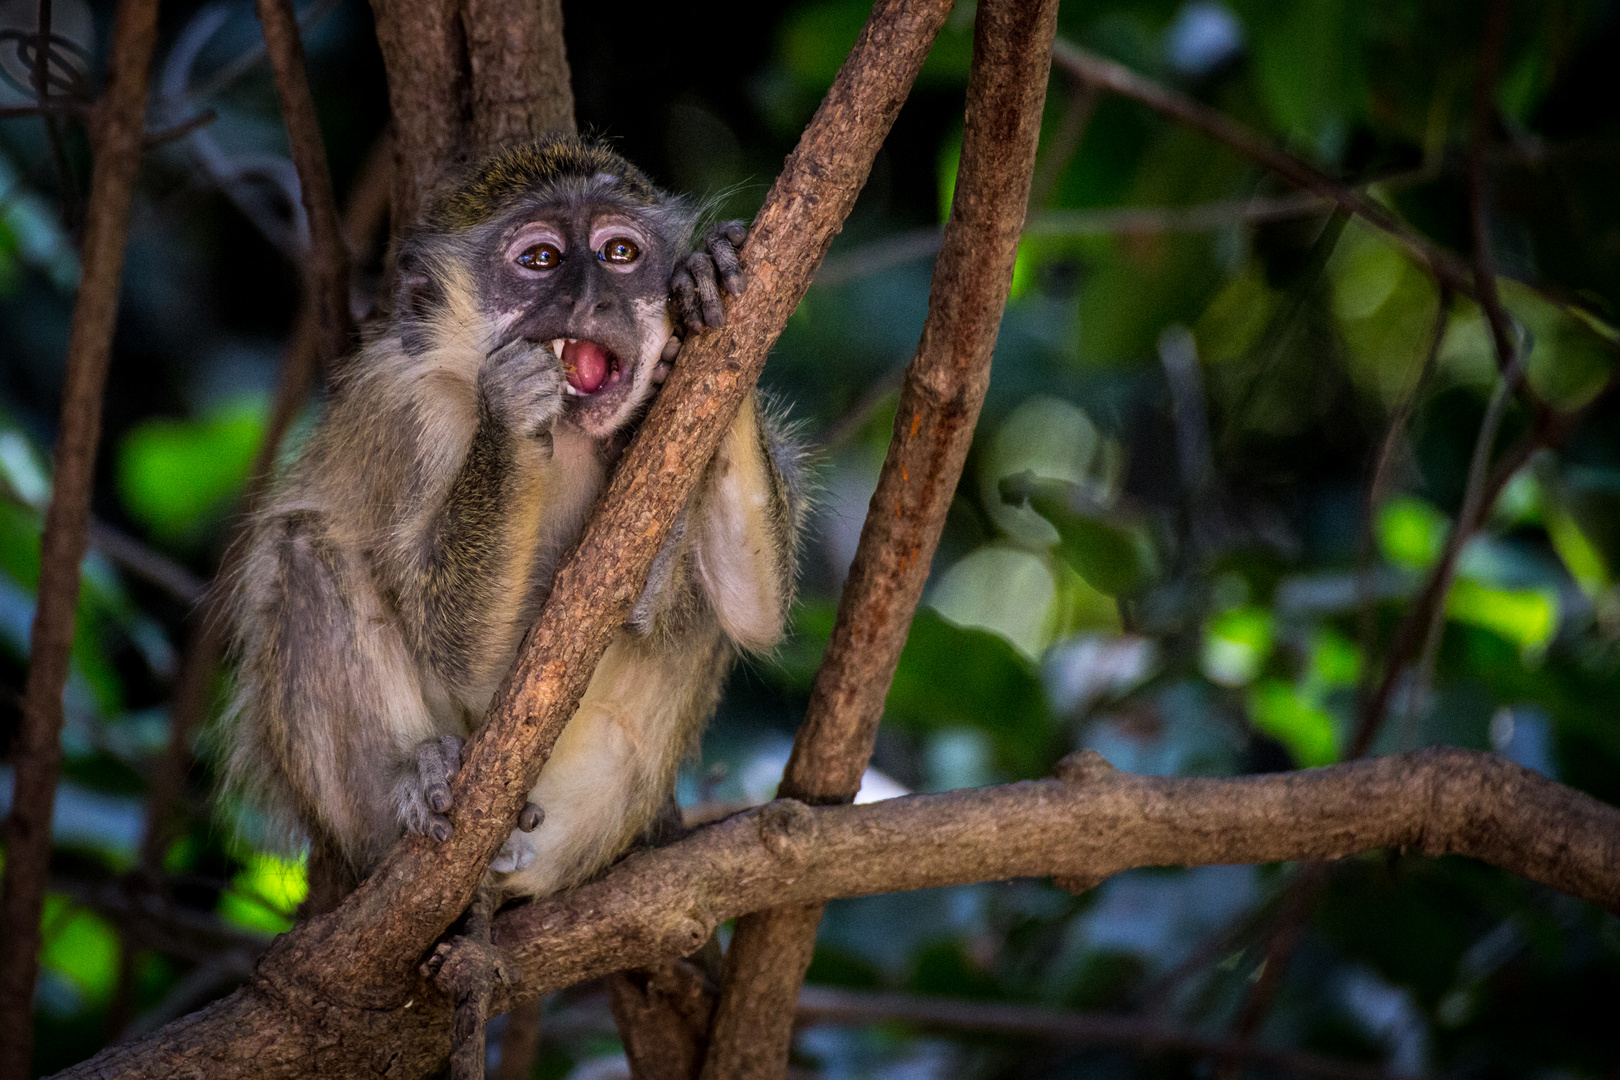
[483,193,682,440]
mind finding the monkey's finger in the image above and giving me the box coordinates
[418,742,454,814]
[517,801,544,832]
[707,233,746,297]
[720,220,748,249]
[670,267,706,335]
[686,252,727,328]
[439,733,463,776]
[660,334,682,363]
[426,813,453,843]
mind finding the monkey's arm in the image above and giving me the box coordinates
[383,340,565,695]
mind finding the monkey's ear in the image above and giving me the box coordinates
[394,242,444,355]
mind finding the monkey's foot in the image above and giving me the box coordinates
[491,823,540,874]
[397,733,464,842]
[671,221,748,334]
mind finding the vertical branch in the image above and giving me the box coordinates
[256,0,354,368]
[0,0,162,1074]
[368,0,573,235]
[699,1,1061,1077]
[491,997,544,1080]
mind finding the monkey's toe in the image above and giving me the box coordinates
[518,801,544,832]
[427,813,453,843]
[491,832,537,873]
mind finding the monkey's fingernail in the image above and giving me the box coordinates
[429,816,452,842]
[518,802,544,831]
[723,273,747,296]
[426,785,451,813]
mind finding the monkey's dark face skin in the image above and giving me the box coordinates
[483,192,683,440]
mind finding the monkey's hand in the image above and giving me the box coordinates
[671,221,748,336]
[398,733,542,846]
[479,337,566,441]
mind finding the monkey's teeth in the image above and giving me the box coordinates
[564,383,582,396]
[551,339,568,357]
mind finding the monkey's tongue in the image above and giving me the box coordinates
[563,340,612,394]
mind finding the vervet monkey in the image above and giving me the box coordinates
[222,135,804,898]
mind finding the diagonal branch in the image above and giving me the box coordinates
[1049,38,1619,347]
[702,1,1060,1076]
[0,0,163,1074]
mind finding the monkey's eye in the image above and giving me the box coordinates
[599,237,640,265]
[515,243,562,271]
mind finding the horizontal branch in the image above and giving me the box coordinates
[492,747,1619,1001]
[49,748,1617,1079]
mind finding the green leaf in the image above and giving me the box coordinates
[1377,495,1447,571]
[1248,677,1340,767]
[885,608,1057,778]
[219,852,307,934]
[39,896,119,1005]
[1446,579,1559,659]
[1000,472,1158,597]
[1201,606,1274,688]
[117,396,267,544]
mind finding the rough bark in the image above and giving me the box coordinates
[367,0,575,233]
[702,0,1060,1074]
[52,748,1620,1079]
[0,0,163,1073]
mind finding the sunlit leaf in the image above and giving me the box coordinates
[1377,495,1447,571]
[1446,579,1559,659]
[39,896,119,1006]
[117,396,267,544]
[219,852,307,934]
[1201,605,1274,687]
[1248,677,1340,767]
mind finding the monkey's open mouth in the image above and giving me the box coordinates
[555,339,622,396]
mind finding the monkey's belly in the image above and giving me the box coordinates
[497,629,724,897]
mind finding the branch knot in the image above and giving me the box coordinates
[1054,749,1117,785]
[757,798,818,867]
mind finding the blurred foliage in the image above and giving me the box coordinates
[2,0,1620,1077]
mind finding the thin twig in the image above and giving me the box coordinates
[796,985,1412,1080]
[1354,294,1451,723]
[1048,38,1618,344]
[256,0,352,368]
[703,3,1060,1076]
[1394,0,1522,750]
[85,518,207,603]
[0,0,162,1072]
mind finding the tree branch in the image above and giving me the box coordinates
[703,1,1060,1075]
[368,0,574,236]
[53,748,1620,1079]
[256,0,353,369]
[0,0,162,1073]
